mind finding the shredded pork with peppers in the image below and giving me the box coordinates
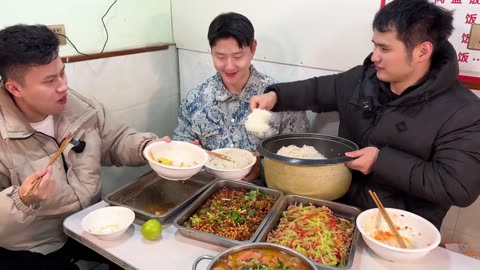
[267,204,354,267]
[185,187,275,240]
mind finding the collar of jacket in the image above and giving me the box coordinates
[213,65,261,103]
[0,87,96,140]
[349,41,460,108]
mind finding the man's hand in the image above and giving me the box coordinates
[159,136,172,143]
[242,152,261,183]
[249,91,278,111]
[191,139,202,147]
[345,146,379,175]
[147,136,172,147]
[19,166,55,206]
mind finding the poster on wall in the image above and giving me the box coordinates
[434,0,480,83]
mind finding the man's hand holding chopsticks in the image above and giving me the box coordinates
[19,166,56,206]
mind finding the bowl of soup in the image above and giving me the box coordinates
[192,243,316,270]
[356,208,441,262]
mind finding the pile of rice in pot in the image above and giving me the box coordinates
[276,145,326,159]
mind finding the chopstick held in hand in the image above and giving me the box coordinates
[368,190,407,248]
[23,133,74,197]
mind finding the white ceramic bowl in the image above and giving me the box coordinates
[143,141,208,181]
[81,206,135,241]
[204,148,256,180]
[356,208,441,262]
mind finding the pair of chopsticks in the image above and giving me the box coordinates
[206,150,231,161]
[22,133,74,197]
[368,190,407,248]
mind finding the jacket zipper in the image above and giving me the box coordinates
[28,132,71,173]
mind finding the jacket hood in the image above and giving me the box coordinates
[361,41,460,107]
[0,87,34,139]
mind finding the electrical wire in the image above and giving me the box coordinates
[58,0,118,56]
[100,0,118,53]
[56,33,90,56]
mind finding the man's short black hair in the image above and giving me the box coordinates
[207,12,255,48]
[373,0,453,57]
[0,24,59,82]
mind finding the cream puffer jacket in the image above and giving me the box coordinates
[0,88,158,254]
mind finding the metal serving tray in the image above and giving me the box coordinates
[104,170,216,222]
[173,179,284,248]
[255,194,361,270]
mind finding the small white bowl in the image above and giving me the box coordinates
[143,141,208,181]
[204,148,256,180]
[356,208,441,262]
[81,206,135,241]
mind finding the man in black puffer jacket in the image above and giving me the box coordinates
[250,0,480,229]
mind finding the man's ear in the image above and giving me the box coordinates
[4,80,23,98]
[417,41,433,63]
[250,39,257,56]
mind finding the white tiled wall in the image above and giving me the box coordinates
[178,48,480,256]
[65,46,180,195]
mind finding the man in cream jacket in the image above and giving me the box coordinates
[0,24,169,269]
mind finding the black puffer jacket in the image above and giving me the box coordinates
[267,42,480,228]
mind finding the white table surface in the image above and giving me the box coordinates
[64,201,480,270]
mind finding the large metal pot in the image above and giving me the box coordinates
[192,243,316,270]
[257,133,358,200]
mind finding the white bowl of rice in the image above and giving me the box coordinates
[205,148,256,180]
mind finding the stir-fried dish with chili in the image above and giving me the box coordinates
[212,248,312,270]
[267,204,355,267]
[185,187,275,240]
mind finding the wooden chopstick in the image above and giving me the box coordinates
[23,133,74,197]
[368,190,407,249]
[206,150,231,161]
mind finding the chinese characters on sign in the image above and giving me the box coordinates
[435,0,480,79]
[465,13,477,24]
[462,33,470,44]
[458,52,470,62]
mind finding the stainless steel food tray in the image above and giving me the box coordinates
[104,170,216,222]
[255,194,361,270]
[173,180,284,248]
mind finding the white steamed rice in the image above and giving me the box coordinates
[208,157,251,170]
[276,145,326,159]
[245,109,272,135]
[207,149,253,170]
